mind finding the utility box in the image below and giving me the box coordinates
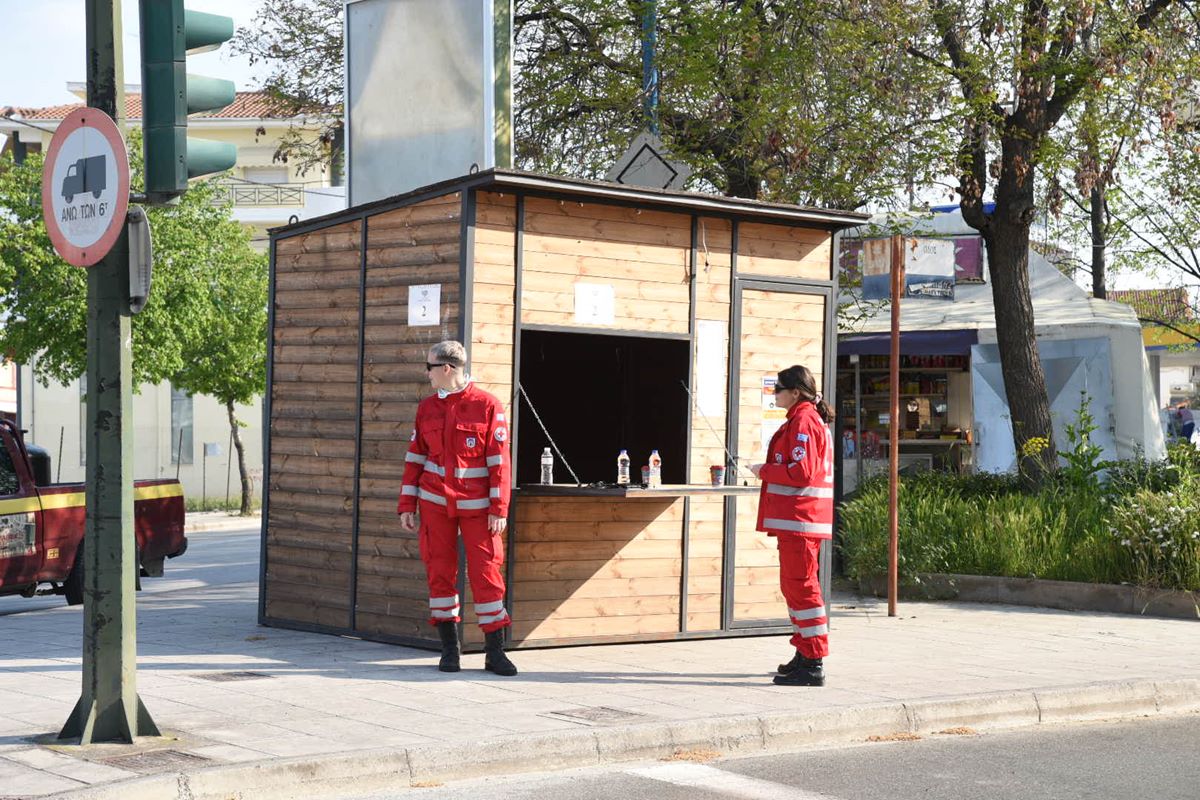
[261,169,865,651]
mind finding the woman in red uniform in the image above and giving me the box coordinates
[750,365,834,687]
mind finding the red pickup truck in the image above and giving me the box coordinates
[0,419,187,606]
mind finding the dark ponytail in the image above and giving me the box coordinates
[778,365,834,423]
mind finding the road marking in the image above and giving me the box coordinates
[626,762,845,800]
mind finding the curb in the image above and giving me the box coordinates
[184,514,261,534]
[47,677,1200,800]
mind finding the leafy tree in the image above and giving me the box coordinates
[0,134,267,512]
[895,0,1199,487]
[231,0,344,178]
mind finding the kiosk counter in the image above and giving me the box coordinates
[261,169,866,651]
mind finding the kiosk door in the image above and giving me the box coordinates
[725,282,834,629]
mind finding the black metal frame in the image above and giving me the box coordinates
[257,235,277,624]
[504,195,525,641]
[348,216,369,630]
[720,264,838,633]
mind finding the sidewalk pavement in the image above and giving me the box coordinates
[184,511,261,534]
[1,564,1197,800]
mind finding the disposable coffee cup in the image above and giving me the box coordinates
[710,465,725,486]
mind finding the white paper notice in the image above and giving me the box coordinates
[408,284,440,326]
[695,320,726,418]
[574,283,615,325]
[761,377,786,454]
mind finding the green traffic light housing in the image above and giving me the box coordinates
[140,0,238,201]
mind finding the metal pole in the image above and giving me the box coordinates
[57,426,64,483]
[175,427,184,481]
[887,235,903,618]
[854,358,862,488]
[202,447,207,509]
[60,0,159,743]
[641,0,659,134]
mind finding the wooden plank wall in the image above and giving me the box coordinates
[510,497,688,642]
[519,198,691,333]
[733,289,828,621]
[465,190,517,647]
[687,217,733,632]
[738,222,831,281]
[265,219,364,629]
[353,192,463,641]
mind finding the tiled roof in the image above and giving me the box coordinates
[1,92,303,122]
[1107,288,1194,323]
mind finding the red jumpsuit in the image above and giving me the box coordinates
[397,382,512,633]
[756,401,833,659]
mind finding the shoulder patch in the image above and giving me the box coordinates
[796,432,809,442]
[792,445,806,461]
[495,427,507,442]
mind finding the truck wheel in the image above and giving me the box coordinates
[64,550,84,606]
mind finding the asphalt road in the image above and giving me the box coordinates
[339,714,1200,800]
[0,526,261,616]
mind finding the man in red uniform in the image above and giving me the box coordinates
[398,340,516,676]
[751,365,834,687]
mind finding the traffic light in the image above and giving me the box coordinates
[140,0,237,202]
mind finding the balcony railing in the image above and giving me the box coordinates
[211,181,305,208]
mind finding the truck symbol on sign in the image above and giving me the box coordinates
[61,155,106,203]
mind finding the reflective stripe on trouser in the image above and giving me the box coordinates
[417,499,510,632]
[778,535,829,659]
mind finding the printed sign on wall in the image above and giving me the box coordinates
[408,284,441,326]
[574,283,615,325]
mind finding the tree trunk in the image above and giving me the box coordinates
[226,400,253,516]
[983,138,1058,489]
[1090,185,1107,299]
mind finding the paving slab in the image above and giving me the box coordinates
[0,569,1197,800]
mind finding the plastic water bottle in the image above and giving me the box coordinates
[540,447,554,485]
[648,450,662,488]
[616,450,631,485]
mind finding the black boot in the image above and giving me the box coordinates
[778,651,802,675]
[436,622,460,673]
[484,629,518,676]
[773,653,824,686]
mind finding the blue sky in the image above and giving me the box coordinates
[0,0,265,108]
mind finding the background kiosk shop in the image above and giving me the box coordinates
[260,169,865,652]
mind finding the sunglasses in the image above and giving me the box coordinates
[425,362,455,372]
[773,385,796,395]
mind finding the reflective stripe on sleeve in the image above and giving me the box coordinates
[474,599,505,614]
[789,606,826,621]
[400,485,419,497]
[766,484,835,498]
[795,622,829,638]
[489,487,501,498]
[486,455,503,467]
[418,489,447,506]
[424,461,445,477]
[405,452,427,465]
[456,497,490,510]
[763,518,833,535]
[455,467,489,479]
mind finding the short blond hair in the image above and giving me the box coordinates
[429,340,467,368]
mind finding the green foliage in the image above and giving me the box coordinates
[839,449,1200,592]
[1058,392,1110,489]
[0,136,264,396]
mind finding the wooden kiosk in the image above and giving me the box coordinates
[260,169,866,651]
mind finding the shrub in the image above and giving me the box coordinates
[836,458,1198,591]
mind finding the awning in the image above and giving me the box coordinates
[838,329,978,356]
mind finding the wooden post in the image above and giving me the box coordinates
[888,235,903,618]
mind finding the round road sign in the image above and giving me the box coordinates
[41,107,130,268]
